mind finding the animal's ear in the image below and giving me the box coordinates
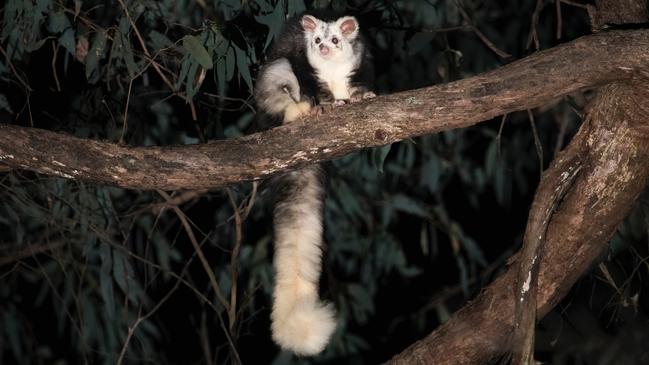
[301,15,319,33]
[337,16,359,39]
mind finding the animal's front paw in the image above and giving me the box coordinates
[350,90,376,103]
[333,99,348,107]
[310,104,335,117]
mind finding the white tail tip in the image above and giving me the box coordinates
[271,298,336,356]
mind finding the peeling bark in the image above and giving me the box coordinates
[1,30,649,190]
[387,81,649,364]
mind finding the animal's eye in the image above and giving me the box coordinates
[332,37,338,45]
[315,37,321,44]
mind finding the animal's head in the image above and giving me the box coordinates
[301,15,359,62]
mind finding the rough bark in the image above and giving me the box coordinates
[512,145,583,365]
[387,80,649,364]
[1,30,649,190]
[590,0,649,30]
[511,2,649,364]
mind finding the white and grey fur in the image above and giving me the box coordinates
[254,11,374,356]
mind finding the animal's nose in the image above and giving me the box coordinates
[319,44,330,55]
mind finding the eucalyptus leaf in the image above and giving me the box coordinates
[288,0,306,15]
[149,30,173,51]
[225,45,235,81]
[255,2,285,50]
[234,44,253,91]
[99,242,115,319]
[2,0,21,42]
[373,144,392,173]
[0,94,14,113]
[390,194,430,218]
[182,35,213,69]
[59,28,76,55]
[47,11,70,34]
[85,31,108,83]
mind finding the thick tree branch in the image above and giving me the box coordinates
[511,2,649,363]
[1,30,649,190]
[387,80,649,364]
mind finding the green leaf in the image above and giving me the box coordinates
[86,31,108,83]
[0,94,13,113]
[485,139,498,178]
[185,61,201,98]
[59,28,76,55]
[152,232,171,272]
[347,284,374,324]
[2,0,21,43]
[118,15,130,34]
[255,2,285,50]
[218,0,243,21]
[120,33,139,78]
[113,251,132,301]
[460,235,487,267]
[175,56,191,91]
[225,46,235,81]
[234,44,252,91]
[420,154,441,193]
[182,35,213,69]
[373,144,392,173]
[435,303,451,323]
[99,242,115,319]
[407,32,435,55]
[288,0,306,15]
[3,308,24,362]
[390,194,430,218]
[456,256,469,295]
[149,30,173,51]
[47,11,70,34]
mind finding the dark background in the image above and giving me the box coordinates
[1,0,648,364]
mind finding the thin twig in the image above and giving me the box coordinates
[0,44,32,92]
[120,78,134,144]
[199,311,215,365]
[528,109,544,177]
[51,42,61,91]
[560,0,590,10]
[102,99,118,130]
[0,241,67,266]
[157,190,230,310]
[202,92,257,114]
[240,182,258,221]
[116,264,186,365]
[556,0,563,39]
[116,0,176,91]
[150,189,209,214]
[527,0,545,50]
[100,231,220,313]
[381,24,471,33]
[455,0,512,58]
[225,188,242,336]
[553,110,570,157]
[26,242,90,363]
[496,114,508,160]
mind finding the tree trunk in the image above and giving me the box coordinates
[387,80,649,364]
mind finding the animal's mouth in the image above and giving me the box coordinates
[318,44,330,56]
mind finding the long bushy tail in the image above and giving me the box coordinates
[255,58,311,124]
[270,165,336,355]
